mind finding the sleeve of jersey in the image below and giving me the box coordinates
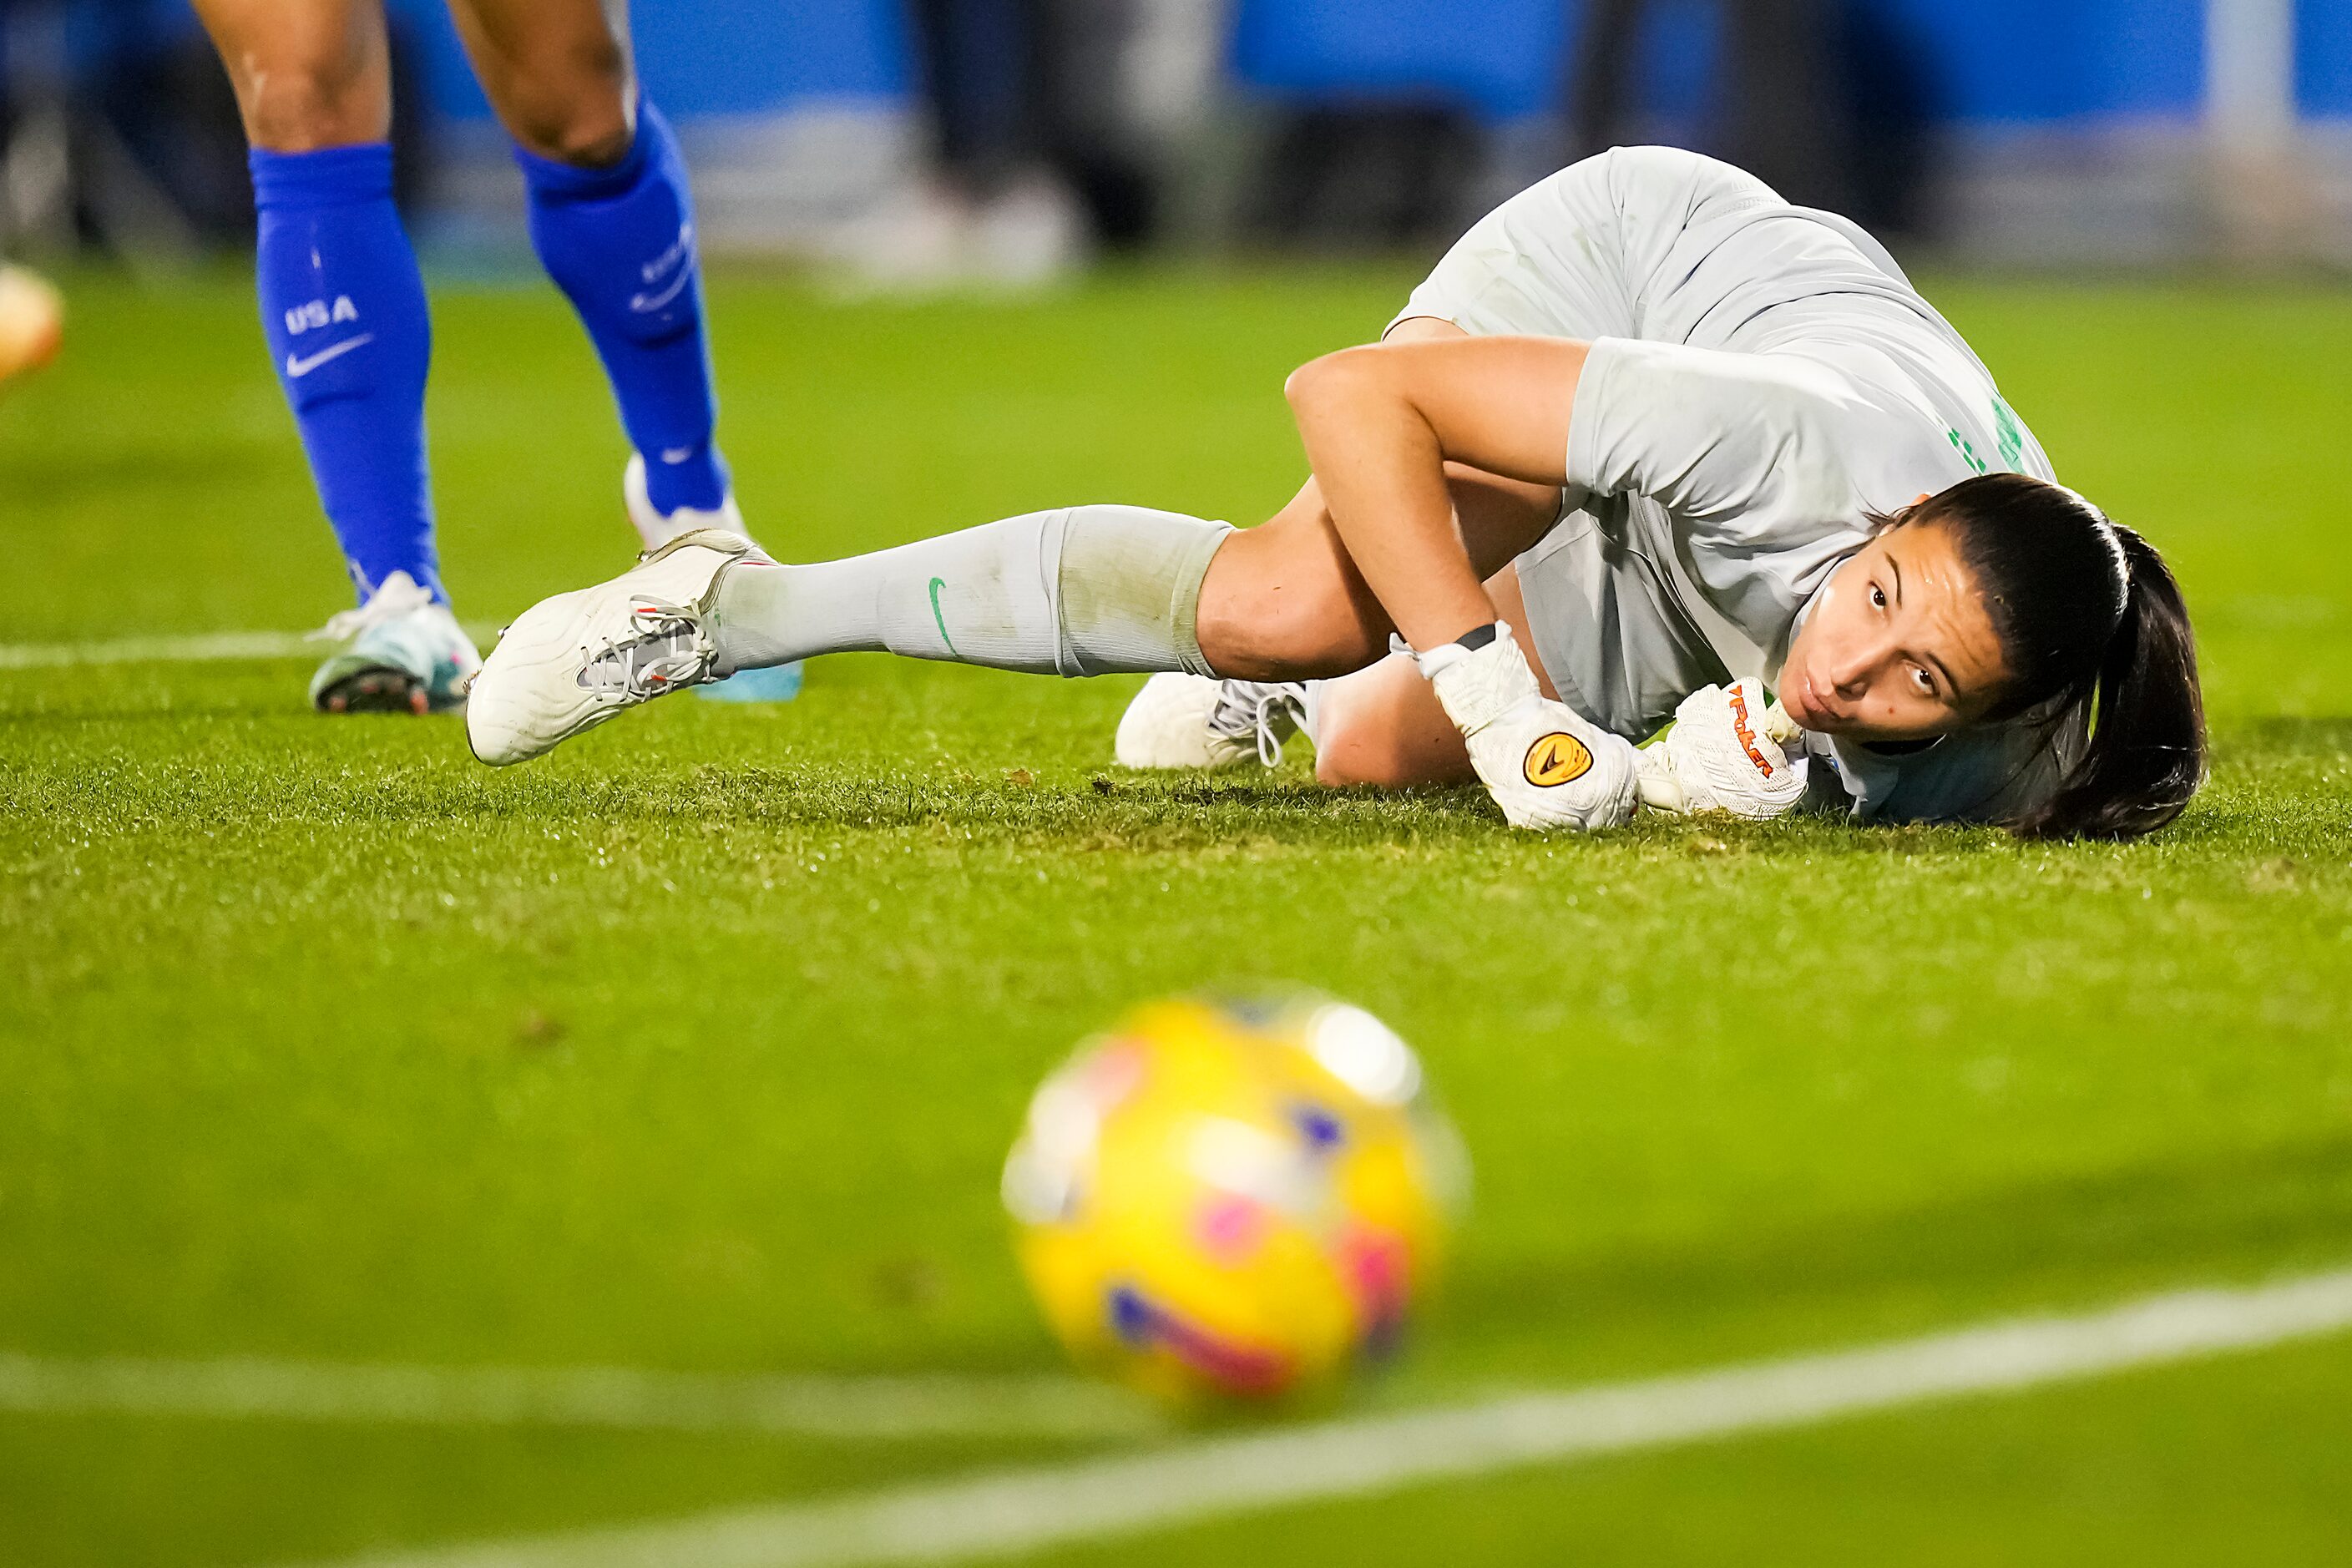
[1564,338,1881,541]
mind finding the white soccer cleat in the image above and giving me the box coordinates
[306,571,481,716]
[465,528,764,766]
[1419,624,1637,832]
[1115,673,1307,770]
[625,454,802,705]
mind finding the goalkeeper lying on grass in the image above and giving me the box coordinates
[467,147,2206,841]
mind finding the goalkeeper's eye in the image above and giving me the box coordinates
[1869,584,1888,611]
[1910,665,1935,695]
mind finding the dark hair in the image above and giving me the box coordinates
[1906,473,2205,841]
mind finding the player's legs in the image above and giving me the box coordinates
[699,464,1554,681]
[1119,554,1555,783]
[468,465,1559,765]
[197,0,393,151]
[448,0,731,536]
[1182,315,1528,680]
[443,0,635,165]
[450,0,801,700]
[1105,463,1553,778]
[1305,564,1553,787]
[1194,465,1555,679]
[195,0,473,712]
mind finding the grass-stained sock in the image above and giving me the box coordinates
[712,504,1232,677]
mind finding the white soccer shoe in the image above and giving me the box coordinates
[1115,673,1307,770]
[306,571,481,716]
[465,528,764,766]
[625,454,802,705]
[1419,624,1637,832]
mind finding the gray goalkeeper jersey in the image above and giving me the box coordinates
[1392,146,2076,826]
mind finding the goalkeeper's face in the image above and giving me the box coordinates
[1781,520,2007,743]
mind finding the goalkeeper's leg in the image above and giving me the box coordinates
[1114,561,1559,785]
[704,465,1556,682]
[468,469,1557,764]
[1306,564,1556,787]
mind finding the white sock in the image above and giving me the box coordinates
[711,504,1232,678]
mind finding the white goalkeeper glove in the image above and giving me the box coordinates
[1417,623,1638,832]
[1635,678,1808,820]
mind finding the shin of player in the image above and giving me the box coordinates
[516,97,734,539]
[197,0,468,712]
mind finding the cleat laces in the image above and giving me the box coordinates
[577,600,716,697]
[310,570,437,644]
[1207,681,1307,766]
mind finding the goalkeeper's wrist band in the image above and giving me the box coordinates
[1410,621,1503,680]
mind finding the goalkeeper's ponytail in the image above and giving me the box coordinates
[1917,473,2206,841]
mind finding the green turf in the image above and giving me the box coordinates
[3,266,2350,1566]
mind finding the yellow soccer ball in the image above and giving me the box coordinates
[1003,994,1467,1404]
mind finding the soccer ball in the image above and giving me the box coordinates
[1002,994,1467,1404]
[0,266,63,385]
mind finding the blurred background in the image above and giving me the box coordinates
[3,0,2345,281]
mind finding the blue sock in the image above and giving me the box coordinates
[250,143,440,604]
[516,99,727,516]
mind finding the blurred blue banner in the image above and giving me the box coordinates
[122,0,2352,127]
[2305,0,2352,114]
[1229,0,1573,121]
[382,0,909,120]
[48,0,2352,268]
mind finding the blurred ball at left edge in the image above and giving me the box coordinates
[0,266,65,385]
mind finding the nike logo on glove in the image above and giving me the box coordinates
[284,334,376,377]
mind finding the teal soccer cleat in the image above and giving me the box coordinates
[306,571,481,715]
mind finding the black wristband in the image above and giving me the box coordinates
[1454,622,1500,653]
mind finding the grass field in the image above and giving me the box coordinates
[4,263,2352,1566]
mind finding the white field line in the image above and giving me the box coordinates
[0,1353,1155,1443]
[0,625,502,670]
[291,1266,2352,1568]
[0,630,321,669]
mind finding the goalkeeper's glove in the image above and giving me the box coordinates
[1417,623,1639,832]
[1636,678,1808,820]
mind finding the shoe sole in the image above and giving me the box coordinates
[313,662,434,716]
